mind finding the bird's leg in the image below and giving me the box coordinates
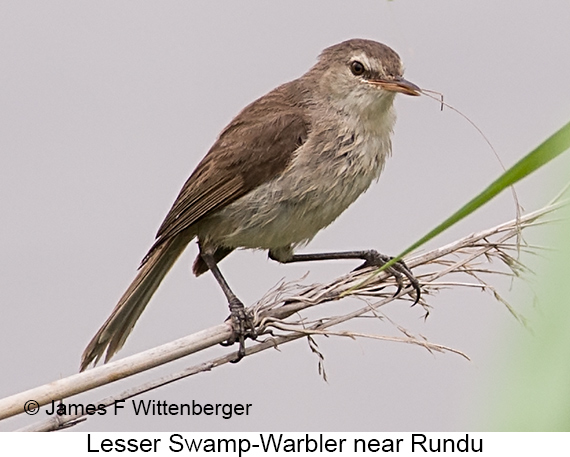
[270,249,421,305]
[200,248,256,362]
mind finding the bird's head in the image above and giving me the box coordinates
[307,39,420,119]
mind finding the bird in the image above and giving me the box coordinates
[80,38,421,371]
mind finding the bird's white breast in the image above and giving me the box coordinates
[197,101,396,254]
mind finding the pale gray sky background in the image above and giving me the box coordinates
[1,1,569,431]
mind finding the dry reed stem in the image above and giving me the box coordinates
[4,200,565,431]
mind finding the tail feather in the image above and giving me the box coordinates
[80,235,190,371]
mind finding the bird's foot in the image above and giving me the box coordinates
[354,250,421,305]
[220,297,257,362]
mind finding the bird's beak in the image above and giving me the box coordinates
[369,77,421,96]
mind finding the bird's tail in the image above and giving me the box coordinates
[80,235,190,371]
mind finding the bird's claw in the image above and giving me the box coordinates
[355,250,421,305]
[221,297,257,362]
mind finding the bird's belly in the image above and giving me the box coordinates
[197,135,389,251]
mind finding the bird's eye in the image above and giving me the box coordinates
[350,61,365,76]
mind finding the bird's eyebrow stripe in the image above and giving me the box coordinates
[350,53,372,69]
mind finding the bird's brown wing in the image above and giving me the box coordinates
[144,86,310,261]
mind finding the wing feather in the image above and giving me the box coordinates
[143,82,310,263]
